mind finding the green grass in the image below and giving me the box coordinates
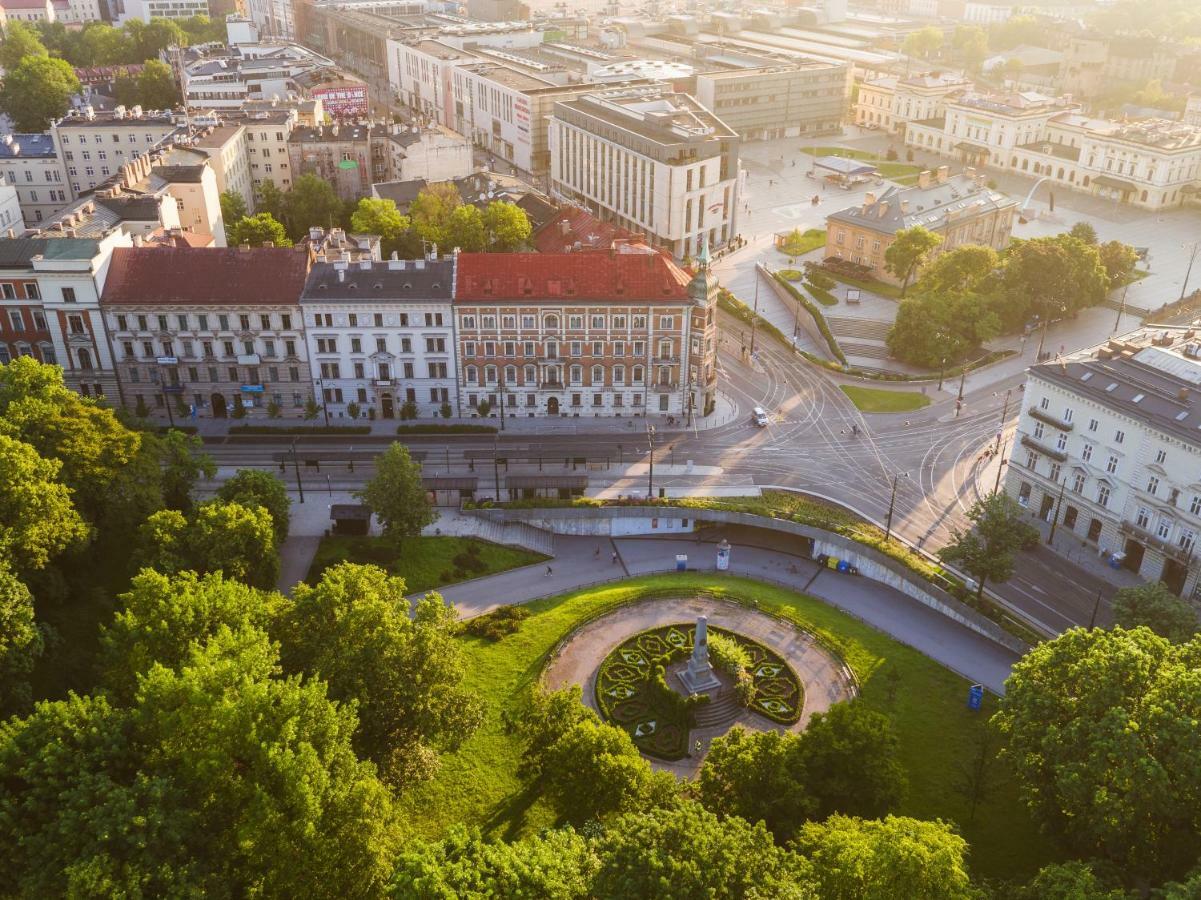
[396,574,1058,880]
[777,228,827,258]
[304,535,547,591]
[800,148,923,185]
[825,270,905,299]
[840,384,932,413]
[805,283,838,306]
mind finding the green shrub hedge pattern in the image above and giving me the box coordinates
[595,623,802,760]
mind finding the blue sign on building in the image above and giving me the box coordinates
[240,384,265,393]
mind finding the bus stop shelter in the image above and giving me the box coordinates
[503,474,588,501]
[422,475,479,507]
[811,156,879,188]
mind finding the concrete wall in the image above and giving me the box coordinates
[468,504,1031,654]
[760,264,835,362]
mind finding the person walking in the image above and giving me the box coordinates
[545,565,553,576]
[611,551,619,564]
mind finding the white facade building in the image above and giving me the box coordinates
[300,258,458,420]
[52,107,181,199]
[0,184,25,235]
[244,0,294,39]
[854,72,973,134]
[190,124,255,212]
[549,87,741,260]
[0,133,70,226]
[1006,327,1201,602]
[182,43,335,112]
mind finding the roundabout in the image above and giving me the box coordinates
[544,593,857,776]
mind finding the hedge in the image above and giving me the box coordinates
[152,425,199,435]
[772,274,848,364]
[228,424,372,435]
[396,424,498,435]
[805,282,838,307]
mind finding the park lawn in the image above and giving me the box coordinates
[825,270,905,299]
[840,384,931,413]
[777,228,827,258]
[396,573,1058,881]
[304,535,546,591]
[805,283,838,306]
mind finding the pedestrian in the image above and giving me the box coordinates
[545,565,553,576]
[595,545,601,558]
[612,551,619,564]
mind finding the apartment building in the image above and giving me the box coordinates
[287,123,391,201]
[0,134,67,226]
[118,0,210,20]
[0,185,24,236]
[549,87,741,260]
[853,71,973,134]
[101,246,312,418]
[222,108,298,196]
[181,43,335,111]
[1187,95,1201,128]
[905,90,1201,210]
[0,0,55,22]
[693,62,849,142]
[824,167,1017,284]
[300,257,457,420]
[453,248,719,419]
[190,124,255,212]
[1005,327,1201,601]
[52,107,181,199]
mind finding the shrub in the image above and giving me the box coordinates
[708,632,751,675]
[774,273,846,364]
[399,400,418,420]
[779,269,803,281]
[885,147,898,161]
[440,402,453,419]
[266,400,282,419]
[463,604,530,641]
[346,401,361,420]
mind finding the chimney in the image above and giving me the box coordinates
[935,165,950,184]
[132,234,143,247]
[359,258,371,270]
[917,170,933,189]
[337,268,345,282]
[877,201,889,219]
[900,199,909,214]
[1180,387,1190,403]
[862,192,876,213]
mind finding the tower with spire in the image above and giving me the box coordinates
[684,241,720,422]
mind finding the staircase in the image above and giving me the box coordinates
[838,340,892,360]
[825,316,893,341]
[692,688,742,728]
[446,512,555,556]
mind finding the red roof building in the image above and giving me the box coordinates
[532,205,642,255]
[455,250,691,304]
[103,246,310,305]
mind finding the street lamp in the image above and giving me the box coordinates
[646,424,656,499]
[1046,476,1067,545]
[1179,240,1201,302]
[937,357,946,392]
[884,471,908,543]
[498,370,506,432]
[315,378,330,427]
[290,436,305,504]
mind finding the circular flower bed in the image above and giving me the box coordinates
[595,623,803,760]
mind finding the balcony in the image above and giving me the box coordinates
[540,380,563,389]
[1119,519,1193,564]
[1029,407,1074,431]
[1020,433,1068,463]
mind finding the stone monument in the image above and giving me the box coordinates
[679,614,722,694]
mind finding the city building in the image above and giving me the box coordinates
[549,86,741,260]
[854,71,972,134]
[300,256,457,420]
[118,0,209,22]
[693,62,849,141]
[181,42,336,112]
[244,0,295,39]
[452,247,719,419]
[215,107,299,196]
[52,106,181,199]
[824,166,1017,284]
[1187,95,1201,128]
[1005,326,1201,601]
[101,246,312,419]
[0,185,25,236]
[0,133,70,226]
[189,123,255,212]
[384,126,473,184]
[287,122,392,201]
[0,0,55,22]
[298,226,380,262]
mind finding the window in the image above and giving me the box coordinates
[592,341,603,356]
[569,315,583,329]
[570,342,581,358]
[1097,484,1110,507]
[482,315,496,329]
[1147,476,1160,495]
[613,341,625,357]
[484,365,497,384]
[593,393,603,407]
[1181,530,1196,553]
[1033,422,1045,440]
[1136,507,1151,529]
[613,365,625,385]
[1062,407,1073,423]
[1114,429,1125,444]
[1156,449,1167,464]
[1039,396,1050,410]
[61,287,76,303]
[569,365,582,385]
[659,316,674,330]
[1049,463,1061,483]
[1081,443,1093,462]
[1056,433,1068,452]
[7,311,22,331]
[464,341,476,357]
[1026,450,1038,469]
[461,315,476,329]
[1072,472,1085,493]
[1157,519,1172,541]
[1088,418,1098,432]
[591,315,605,329]
[502,315,516,329]
[613,315,627,329]
[350,338,362,354]
[632,366,644,384]
[1106,455,1118,474]
[590,365,603,385]
[465,365,478,384]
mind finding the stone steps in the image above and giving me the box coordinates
[839,340,892,360]
[693,689,742,728]
[826,316,893,341]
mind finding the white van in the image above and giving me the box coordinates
[752,406,769,427]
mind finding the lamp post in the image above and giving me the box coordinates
[1088,588,1103,629]
[646,423,656,499]
[956,368,967,417]
[498,370,506,432]
[993,439,1009,494]
[938,357,946,392]
[1046,477,1067,545]
[884,471,908,543]
[315,378,330,427]
[1179,240,1201,302]
[996,388,1012,449]
[750,263,761,355]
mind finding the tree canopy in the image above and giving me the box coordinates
[0,433,88,573]
[227,212,292,249]
[136,499,279,589]
[0,22,48,71]
[0,55,81,133]
[884,226,942,297]
[939,492,1038,600]
[697,727,814,839]
[1112,582,1199,642]
[282,174,344,240]
[0,565,41,717]
[356,442,436,550]
[216,468,291,541]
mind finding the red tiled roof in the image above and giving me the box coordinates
[532,205,641,254]
[455,251,691,303]
[102,247,310,306]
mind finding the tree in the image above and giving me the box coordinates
[152,428,214,512]
[444,203,486,252]
[282,174,343,240]
[132,59,179,110]
[796,702,907,820]
[1069,221,1098,245]
[1099,240,1138,285]
[99,568,285,699]
[0,566,41,717]
[884,226,942,297]
[255,180,286,223]
[217,468,291,541]
[953,25,988,72]
[483,200,532,251]
[994,627,1201,879]
[1017,862,1127,900]
[794,815,974,900]
[409,182,462,248]
[73,23,130,66]
[227,212,292,248]
[886,285,1001,367]
[0,55,81,132]
[0,22,48,71]
[912,245,999,296]
[592,801,815,899]
[1001,235,1109,333]
[697,727,814,840]
[902,25,944,59]
[0,433,88,573]
[938,492,1038,602]
[350,196,408,243]
[0,627,399,897]
[356,442,436,551]
[128,17,185,60]
[219,189,247,226]
[1113,581,1199,642]
[514,685,597,779]
[184,500,278,588]
[280,564,484,785]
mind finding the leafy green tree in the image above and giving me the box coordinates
[0,566,42,717]
[444,203,486,252]
[0,22,48,71]
[939,492,1038,601]
[227,212,292,248]
[280,564,484,785]
[797,701,907,820]
[887,288,1001,367]
[593,800,815,899]
[255,180,286,222]
[1070,222,1099,245]
[953,25,988,71]
[128,17,185,60]
[902,25,944,59]
[697,727,814,840]
[390,825,598,898]
[0,55,81,132]
[132,59,178,109]
[994,627,1201,879]
[185,500,278,588]
[0,627,399,897]
[217,468,291,541]
[514,685,598,779]
[152,428,214,511]
[283,174,343,240]
[483,200,532,251]
[1002,235,1109,332]
[409,182,462,248]
[179,14,225,43]
[133,507,189,574]
[884,226,942,297]
[74,23,130,66]
[1112,581,1198,642]
[1017,861,1127,900]
[0,433,88,573]
[794,815,974,900]
[1099,240,1139,285]
[219,189,247,225]
[99,568,285,699]
[912,245,999,296]
[356,442,436,551]
[350,196,408,241]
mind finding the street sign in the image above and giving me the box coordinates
[967,684,984,711]
[155,356,178,365]
[240,384,265,393]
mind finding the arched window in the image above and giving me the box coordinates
[569,365,582,385]
[523,364,536,385]
[544,314,559,330]
[632,365,644,384]
[465,364,478,384]
[77,348,93,370]
[590,365,603,385]
[38,343,56,365]
[0,344,10,364]
[613,365,625,385]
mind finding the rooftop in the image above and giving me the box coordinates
[0,238,101,267]
[301,259,454,302]
[0,134,57,159]
[102,247,310,306]
[455,251,691,303]
[533,204,641,254]
[558,87,737,146]
[827,170,1017,235]
[190,125,245,148]
[289,124,377,144]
